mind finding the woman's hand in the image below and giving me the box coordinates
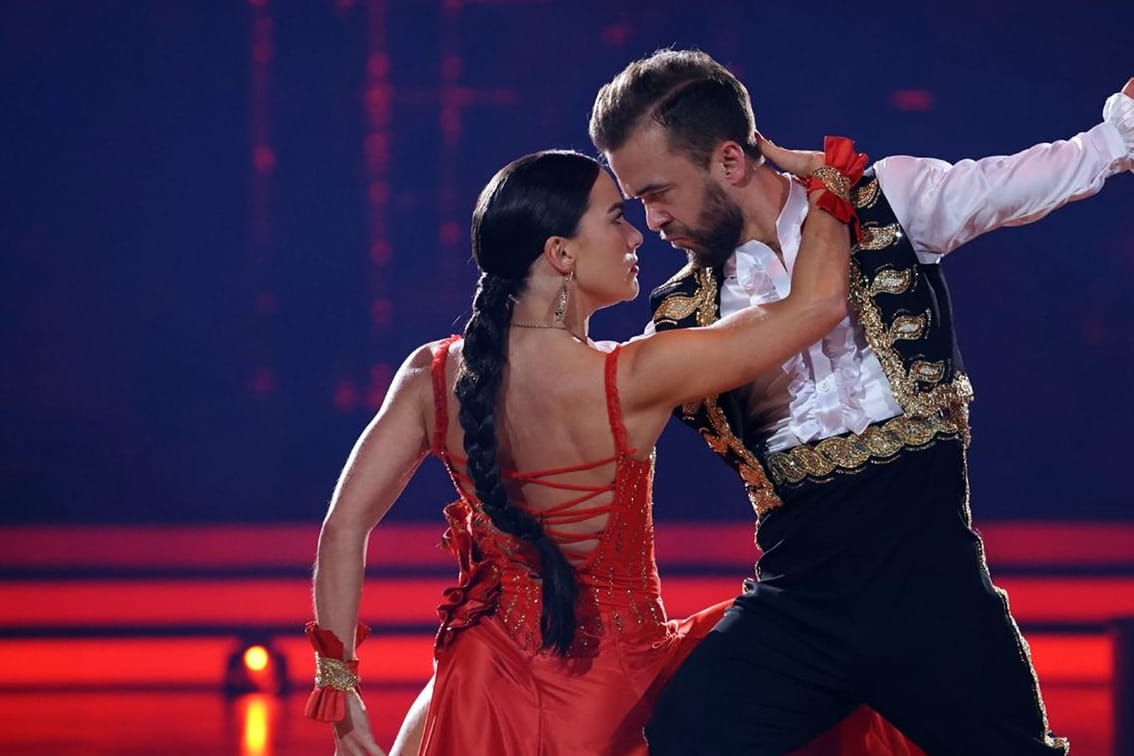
[755,132,826,178]
[333,690,386,756]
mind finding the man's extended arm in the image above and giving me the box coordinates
[875,82,1134,259]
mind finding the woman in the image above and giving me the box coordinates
[309,143,918,755]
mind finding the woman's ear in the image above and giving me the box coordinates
[543,235,575,275]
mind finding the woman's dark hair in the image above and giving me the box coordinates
[455,150,601,655]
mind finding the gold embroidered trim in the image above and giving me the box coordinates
[992,582,1068,752]
[699,399,782,515]
[848,258,973,443]
[867,268,913,296]
[852,222,902,252]
[766,413,962,485]
[689,270,782,515]
[693,267,717,325]
[652,267,718,327]
[887,311,929,342]
[911,360,946,384]
[656,268,781,516]
[961,451,1069,755]
[852,178,881,209]
[314,656,359,691]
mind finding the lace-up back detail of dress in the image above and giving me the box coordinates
[429,335,668,656]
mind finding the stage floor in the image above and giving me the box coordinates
[0,684,1110,755]
[0,522,1127,754]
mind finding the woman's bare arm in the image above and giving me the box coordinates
[621,191,850,412]
[312,342,435,755]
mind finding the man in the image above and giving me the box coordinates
[589,48,1133,755]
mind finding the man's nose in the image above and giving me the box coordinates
[645,206,669,232]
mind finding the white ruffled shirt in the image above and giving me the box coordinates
[654,91,1134,452]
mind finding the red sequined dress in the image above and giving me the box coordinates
[418,336,920,756]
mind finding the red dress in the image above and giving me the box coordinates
[419,337,921,756]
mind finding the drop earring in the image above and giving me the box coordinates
[553,269,573,323]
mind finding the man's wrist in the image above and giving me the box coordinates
[1101,92,1134,172]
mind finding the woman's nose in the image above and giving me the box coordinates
[628,224,644,248]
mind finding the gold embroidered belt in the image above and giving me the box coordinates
[765,412,963,486]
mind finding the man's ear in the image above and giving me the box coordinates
[543,235,575,274]
[715,141,749,186]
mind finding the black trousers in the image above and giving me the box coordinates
[646,439,1068,755]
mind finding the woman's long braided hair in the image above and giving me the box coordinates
[455,150,601,655]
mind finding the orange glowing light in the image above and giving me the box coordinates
[242,645,270,672]
[241,695,270,756]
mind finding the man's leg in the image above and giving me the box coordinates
[646,438,961,755]
[866,525,1069,754]
[646,588,857,756]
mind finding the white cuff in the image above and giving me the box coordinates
[1102,92,1134,173]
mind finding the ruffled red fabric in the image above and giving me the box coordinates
[434,500,504,653]
[303,621,371,722]
[805,136,869,235]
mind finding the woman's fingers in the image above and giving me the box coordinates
[755,132,824,177]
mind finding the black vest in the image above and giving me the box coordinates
[648,172,972,517]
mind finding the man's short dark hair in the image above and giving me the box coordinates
[589,48,762,167]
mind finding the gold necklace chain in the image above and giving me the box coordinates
[509,322,586,342]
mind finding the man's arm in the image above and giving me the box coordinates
[876,81,1134,258]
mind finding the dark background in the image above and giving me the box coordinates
[3,0,1132,525]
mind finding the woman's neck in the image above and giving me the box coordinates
[511,289,591,343]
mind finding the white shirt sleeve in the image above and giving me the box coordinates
[874,91,1134,258]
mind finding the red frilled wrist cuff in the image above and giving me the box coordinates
[303,621,371,723]
[804,136,869,229]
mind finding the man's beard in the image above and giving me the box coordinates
[667,180,744,269]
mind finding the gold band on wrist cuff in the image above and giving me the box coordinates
[314,656,360,691]
[810,166,852,202]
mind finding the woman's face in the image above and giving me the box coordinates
[569,170,644,310]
